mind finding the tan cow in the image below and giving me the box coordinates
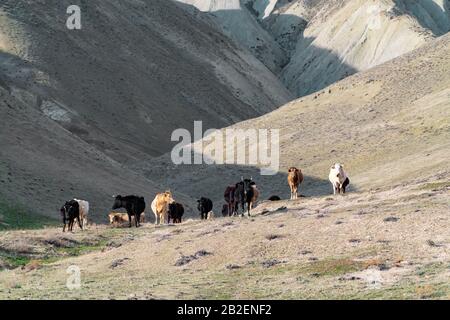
[108,212,145,226]
[151,191,175,225]
[287,167,304,200]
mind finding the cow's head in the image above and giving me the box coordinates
[62,201,79,221]
[288,167,299,174]
[108,212,116,224]
[331,163,344,177]
[197,198,207,212]
[112,195,123,210]
[163,191,175,204]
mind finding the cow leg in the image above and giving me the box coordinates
[135,214,140,227]
[128,213,132,228]
[63,223,66,232]
[77,216,82,230]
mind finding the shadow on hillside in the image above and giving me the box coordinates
[142,150,354,217]
[393,0,450,35]
[261,11,309,57]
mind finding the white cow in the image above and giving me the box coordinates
[329,164,350,195]
[74,199,89,229]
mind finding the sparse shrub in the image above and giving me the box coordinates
[265,234,283,241]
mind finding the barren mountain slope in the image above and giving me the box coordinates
[175,0,288,73]
[142,33,450,206]
[177,0,449,97]
[0,85,194,223]
[0,0,292,161]
[281,0,450,96]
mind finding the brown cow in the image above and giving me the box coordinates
[288,167,304,200]
[224,185,236,217]
[247,182,259,216]
[151,191,175,225]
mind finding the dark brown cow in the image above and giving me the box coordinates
[224,185,236,217]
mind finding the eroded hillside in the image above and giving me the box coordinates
[0,0,292,220]
[177,0,450,96]
[142,33,450,206]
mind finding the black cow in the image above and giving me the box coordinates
[268,195,281,201]
[234,177,256,217]
[197,197,213,220]
[60,200,81,232]
[112,195,146,228]
[168,202,184,224]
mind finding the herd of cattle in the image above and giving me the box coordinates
[60,164,350,232]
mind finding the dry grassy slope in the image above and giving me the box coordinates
[0,85,194,223]
[0,0,292,161]
[141,33,450,206]
[0,179,448,299]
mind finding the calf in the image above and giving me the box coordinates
[60,200,81,232]
[108,212,145,226]
[112,195,146,228]
[329,163,350,195]
[108,212,129,225]
[197,197,213,220]
[168,202,184,224]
